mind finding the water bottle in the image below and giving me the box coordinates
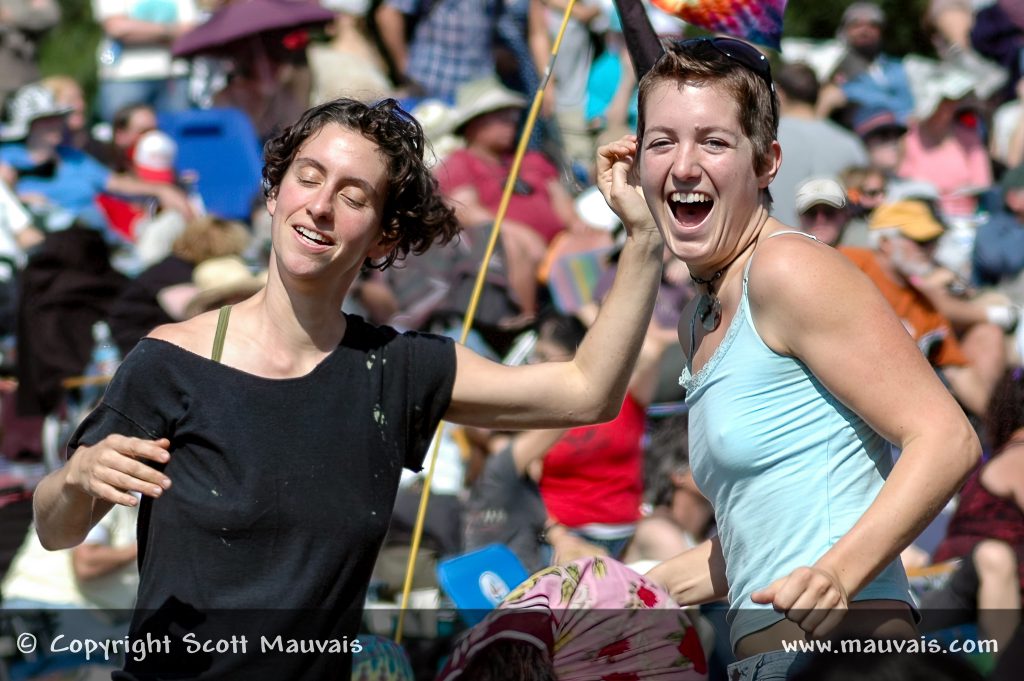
[180,170,206,217]
[82,321,121,407]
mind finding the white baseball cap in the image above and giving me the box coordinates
[795,177,847,214]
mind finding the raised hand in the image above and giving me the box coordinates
[596,134,658,240]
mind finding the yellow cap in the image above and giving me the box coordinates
[869,200,945,242]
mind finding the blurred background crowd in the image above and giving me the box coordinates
[0,0,1020,679]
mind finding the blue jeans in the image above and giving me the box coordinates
[726,650,812,681]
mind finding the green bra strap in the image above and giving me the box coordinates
[211,305,232,363]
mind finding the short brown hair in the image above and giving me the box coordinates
[636,40,779,178]
[262,98,459,270]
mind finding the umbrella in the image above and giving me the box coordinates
[172,0,335,58]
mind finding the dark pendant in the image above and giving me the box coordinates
[695,293,722,332]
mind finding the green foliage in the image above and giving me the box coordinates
[38,0,103,103]
[782,0,936,57]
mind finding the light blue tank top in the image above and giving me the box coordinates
[679,232,914,651]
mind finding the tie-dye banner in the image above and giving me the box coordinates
[649,0,788,49]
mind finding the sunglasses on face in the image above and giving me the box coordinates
[676,37,777,120]
[800,205,843,220]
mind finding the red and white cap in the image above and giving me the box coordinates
[133,130,177,184]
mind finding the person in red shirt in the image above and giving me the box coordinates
[436,76,592,325]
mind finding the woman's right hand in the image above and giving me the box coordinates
[596,135,657,240]
[65,435,172,507]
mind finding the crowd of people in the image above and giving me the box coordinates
[0,0,1020,679]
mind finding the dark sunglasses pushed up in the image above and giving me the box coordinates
[675,37,777,120]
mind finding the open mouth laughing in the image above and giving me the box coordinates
[669,191,714,228]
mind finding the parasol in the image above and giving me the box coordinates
[172,0,335,58]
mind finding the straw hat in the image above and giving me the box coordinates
[449,76,527,134]
[158,256,267,320]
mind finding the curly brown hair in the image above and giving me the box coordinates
[262,98,459,270]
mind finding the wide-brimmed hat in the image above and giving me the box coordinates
[904,56,977,122]
[450,76,527,134]
[1,83,73,141]
[869,200,945,242]
[158,256,267,320]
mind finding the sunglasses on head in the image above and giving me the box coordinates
[676,37,777,118]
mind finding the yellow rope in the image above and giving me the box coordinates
[394,0,580,643]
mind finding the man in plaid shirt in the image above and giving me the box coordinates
[377,0,502,103]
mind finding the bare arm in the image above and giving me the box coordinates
[645,536,729,605]
[33,436,171,550]
[980,444,1024,513]
[101,16,192,45]
[748,235,980,635]
[72,542,137,582]
[105,173,195,220]
[445,136,663,428]
[375,5,409,80]
[605,50,638,129]
[510,428,567,474]
[627,321,679,407]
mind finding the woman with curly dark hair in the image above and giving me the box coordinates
[30,97,666,679]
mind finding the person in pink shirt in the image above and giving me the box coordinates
[897,70,991,218]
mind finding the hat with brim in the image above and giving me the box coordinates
[904,56,977,122]
[853,107,907,140]
[158,256,267,320]
[869,200,945,242]
[795,177,847,214]
[0,83,73,142]
[450,76,527,134]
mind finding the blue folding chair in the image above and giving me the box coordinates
[436,544,530,626]
[157,108,263,222]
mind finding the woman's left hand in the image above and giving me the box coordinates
[750,566,849,638]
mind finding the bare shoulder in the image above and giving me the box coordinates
[748,232,896,353]
[749,232,863,294]
[146,311,222,356]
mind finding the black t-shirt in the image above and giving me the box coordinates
[463,447,547,574]
[68,314,456,680]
